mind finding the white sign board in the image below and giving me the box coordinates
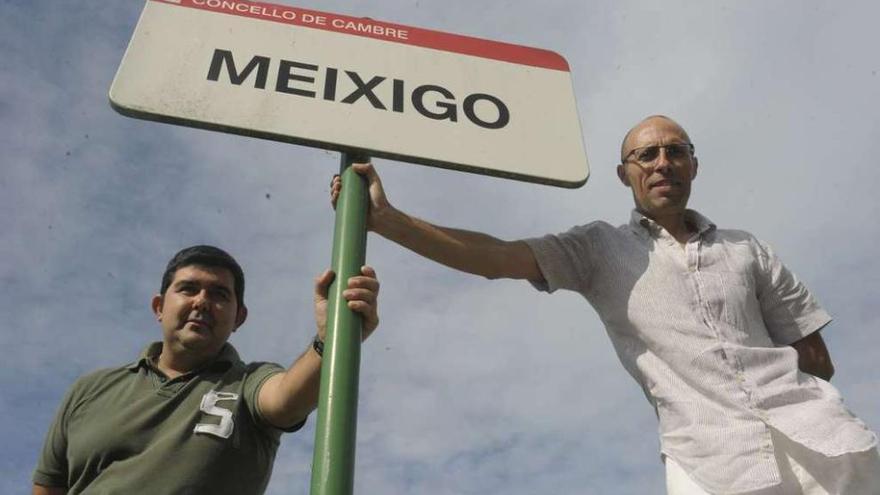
[110,0,589,187]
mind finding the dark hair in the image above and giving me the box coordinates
[160,245,245,307]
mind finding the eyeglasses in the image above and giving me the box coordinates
[623,143,694,165]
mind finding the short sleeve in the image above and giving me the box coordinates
[754,239,832,345]
[33,380,81,488]
[244,362,306,434]
[523,224,598,294]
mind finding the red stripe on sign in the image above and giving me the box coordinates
[151,0,570,71]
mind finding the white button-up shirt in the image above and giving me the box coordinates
[525,210,876,494]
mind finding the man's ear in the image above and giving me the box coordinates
[233,305,248,331]
[617,164,631,186]
[151,294,164,321]
[691,157,699,180]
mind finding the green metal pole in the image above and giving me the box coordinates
[310,151,370,495]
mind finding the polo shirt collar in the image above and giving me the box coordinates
[127,341,239,372]
[629,209,716,237]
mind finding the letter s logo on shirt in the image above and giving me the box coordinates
[194,391,238,439]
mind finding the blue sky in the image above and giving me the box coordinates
[3,1,879,493]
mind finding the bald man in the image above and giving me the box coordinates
[331,116,879,494]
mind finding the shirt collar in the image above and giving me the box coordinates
[629,209,716,237]
[126,341,239,372]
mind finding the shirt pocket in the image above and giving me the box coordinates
[703,271,766,343]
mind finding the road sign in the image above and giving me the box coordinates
[110,0,589,187]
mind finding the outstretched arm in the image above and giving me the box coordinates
[791,331,834,381]
[257,267,380,429]
[331,163,543,282]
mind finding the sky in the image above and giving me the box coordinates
[2,0,879,493]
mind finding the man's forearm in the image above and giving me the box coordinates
[373,206,540,281]
[791,331,834,381]
[33,484,67,495]
[259,264,380,428]
[259,347,322,429]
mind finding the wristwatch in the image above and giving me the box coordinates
[312,335,324,357]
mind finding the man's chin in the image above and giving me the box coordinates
[176,329,217,349]
[644,195,688,211]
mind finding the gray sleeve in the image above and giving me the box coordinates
[754,239,832,345]
[523,224,597,294]
[33,380,81,488]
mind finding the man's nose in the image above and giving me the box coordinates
[192,290,211,309]
[654,149,673,173]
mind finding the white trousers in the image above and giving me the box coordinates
[665,429,880,494]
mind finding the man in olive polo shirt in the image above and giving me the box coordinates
[33,245,381,494]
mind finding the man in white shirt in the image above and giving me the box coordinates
[332,115,879,494]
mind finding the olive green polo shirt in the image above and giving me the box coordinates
[34,342,304,494]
